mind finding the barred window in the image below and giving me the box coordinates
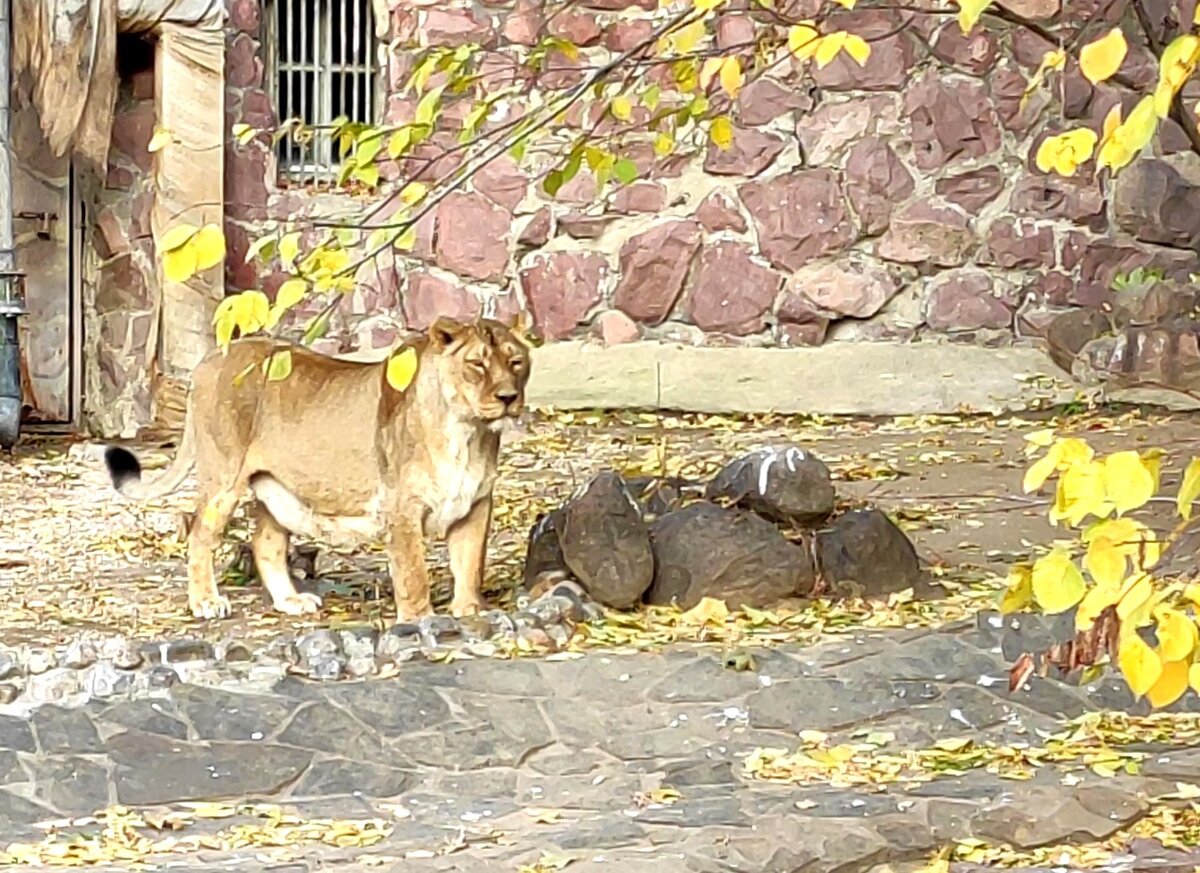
[264,0,378,183]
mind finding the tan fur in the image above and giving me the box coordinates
[107,317,530,622]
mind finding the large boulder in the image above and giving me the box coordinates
[558,472,655,610]
[814,509,924,598]
[706,446,835,526]
[646,502,816,610]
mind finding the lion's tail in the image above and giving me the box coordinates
[103,403,197,501]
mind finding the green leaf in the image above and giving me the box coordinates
[388,127,412,159]
[543,170,564,197]
[264,349,293,382]
[614,158,639,185]
[415,86,445,126]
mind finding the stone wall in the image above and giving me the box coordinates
[84,38,160,437]
[216,0,1200,358]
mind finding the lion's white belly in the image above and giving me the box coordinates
[423,450,491,539]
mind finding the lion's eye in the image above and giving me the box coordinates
[509,358,526,370]
[467,359,487,372]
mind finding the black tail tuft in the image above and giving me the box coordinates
[104,446,142,491]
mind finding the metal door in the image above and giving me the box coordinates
[11,100,74,424]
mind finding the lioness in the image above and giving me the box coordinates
[104,317,530,622]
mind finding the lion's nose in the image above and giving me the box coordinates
[496,389,519,404]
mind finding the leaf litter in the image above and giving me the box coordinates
[1,408,1193,658]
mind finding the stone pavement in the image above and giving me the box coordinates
[1,612,1200,871]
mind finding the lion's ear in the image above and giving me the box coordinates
[429,317,467,350]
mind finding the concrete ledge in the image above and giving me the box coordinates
[528,340,1082,416]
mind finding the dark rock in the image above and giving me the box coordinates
[175,686,296,743]
[812,10,918,91]
[737,76,812,126]
[28,756,112,815]
[1043,309,1112,372]
[749,676,938,731]
[646,502,815,609]
[418,614,461,649]
[969,784,1145,848]
[695,190,747,233]
[291,758,415,798]
[164,639,214,663]
[278,702,383,759]
[936,166,1005,213]
[814,509,925,598]
[981,218,1055,269]
[1113,158,1200,248]
[559,472,655,609]
[216,639,255,662]
[786,260,900,319]
[706,447,835,526]
[97,699,189,740]
[523,509,569,591]
[322,679,452,736]
[0,715,36,753]
[109,731,313,806]
[98,637,143,670]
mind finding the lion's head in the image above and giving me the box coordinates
[426,317,531,423]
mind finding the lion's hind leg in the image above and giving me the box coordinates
[186,488,240,619]
[251,502,322,617]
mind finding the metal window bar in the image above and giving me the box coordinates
[267,0,376,186]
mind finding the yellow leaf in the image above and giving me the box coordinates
[387,346,419,392]
[653,132,674,157]
[788,23,821,61]
[834,0,856,7]
[264,349,293,382]
[148,125,172,153]
[670,20,706,54]
[1146,658,1189,708]
[192,224,226,273]
[999,565,1033,613]
[212,296,238,351]
[1035,128,1098,177]
[275,278,308,312]
[524,808,564,824]
[693,0,728,10]
[610,95,633,122]
[1025,428,1056,449]
[394,226,417,251]
[163,245,198,283]
[1023,452,1059,493]
[1177,458,1200,520]
[1079,28,1128,85]
[710,116,734,150]
[399,181,428,205]
[161,223,200,252]
[279,231,302,269]
[1031,548,1087,614]
[1116,572,1155,623]
[681,596,730,626]
[842,34,870,67]
[814,31,845,69]
[1154,607,1198,662]
[957,0,991,33]
[1118,632,1162,698]
[719,57,743,98]
[1054,460,1111,527]
[235,290,271,335]
[1076,580,1122,631]
[1084,536,1127,587]
[1104,450,1156,515]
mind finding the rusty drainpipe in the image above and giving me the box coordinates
[0,0,26,450]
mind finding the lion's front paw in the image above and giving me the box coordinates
[189,592,232,620]
[450,597,486,618]
[274,592,323,616]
